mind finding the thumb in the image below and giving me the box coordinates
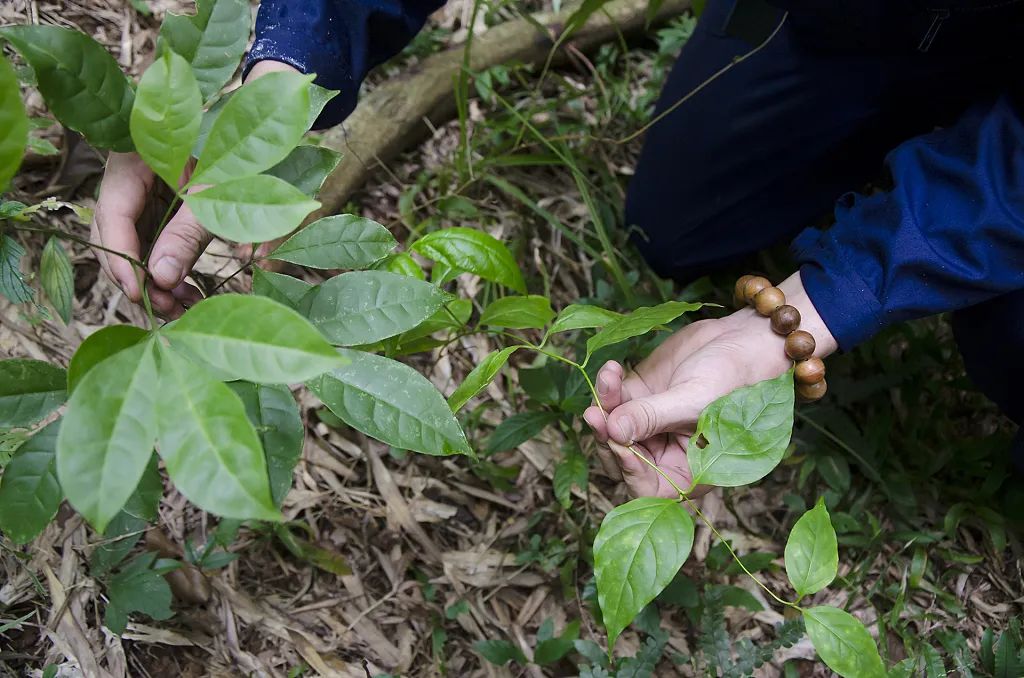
[148,202,211,291]
[607,389,704,445]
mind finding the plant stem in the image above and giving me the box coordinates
[144,196,181,266]
[8,224,145,269]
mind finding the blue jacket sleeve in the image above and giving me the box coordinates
[792,92,1024,350]
[246,0,446,129]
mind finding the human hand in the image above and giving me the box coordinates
[584,272,837,498]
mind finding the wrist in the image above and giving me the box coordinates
[244,60,302,83]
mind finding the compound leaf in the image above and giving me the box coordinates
[785,498,838,597]
[0,420,61,544]
[269,215,396,270]
[479,295,554,330]
[411,227,525,293]
[265,145,342,198]
[67,325,149,393]
[586,301,702,361]
[40,237,74,323]
[0,54,28,191]
[802,606,885,678]
[447,346,518,413]
[158,0,250,102]
[547,303,620,335]
[185,175,320,243]
[228,382,302,507]
[0,359,66,428]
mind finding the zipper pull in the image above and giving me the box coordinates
[918,8,950,52]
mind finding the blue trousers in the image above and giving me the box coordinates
[625,0,1024,426]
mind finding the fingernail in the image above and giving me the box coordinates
[597,374,610,394]
[617,418,634,443]
[153,257,182,286]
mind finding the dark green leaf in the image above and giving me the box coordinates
[185,175,320,243]
[411,227,525,293]
[553,446,587,509]
[533,619,580,665]
[547,303,620,335]
[39,237,74,323]
[0,421,61,544]
[0,26,134,151]
[388,298,472,356]
[309,349,472,457]
[994,629,1023,678]
[785,498,838,597]
[802,606,885,678]
[709,584,764,611]
[0,233,32,304]
[447,347,519,413]
[104,552,173,634]
[251,268,312,309]
[0,359,66,428]
[159,0,251,103]
[67,325,149,393]
[688,371,794,487]
[585,301,702,361]
[268,215,396,270]
[473,639,527,666]
[0,54,28,191]
[817,452,851,494]
[228,382,302,507]
[487,411,558,454]
[265,145,342,198]
[594,497,695,649]
[479,295,554,330]
[90,454,161,577]
[563,0,613,39]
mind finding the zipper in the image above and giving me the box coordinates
[918,8,950,51]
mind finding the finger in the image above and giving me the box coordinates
[583,406,608,443]
[148,201,212,292]
[172,281,204,308]
[148,286,186,319]
[92,153,155,301]
[595,361,624,412]
[607,388,707,445]
[607,439,654,483]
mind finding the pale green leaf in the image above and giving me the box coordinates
[0,26,134,151]
[0,359,66,428]
[228,382,302,508]
[784,498,838,596]
[90,453,162,577]
[309,349,472,457]
[104,552,173,635]
[0,420,61,544]
[594,497,694,649]
[164,294,345,384]
[67,325,149,393]
[306,84,339,129]
[688,371,794,487]
[447,347,518,413]
[185,175,320,243]
[479,295,554,330]
[586,301,702,361]
[0,233,32,304]
[803,606,885,678]
[269,215,396,270]
[265,145,342,198]
[156,346,279,521]
[40,237,74,323]
[411,227,525,293]
[158,0,251,102]
[130,49,202,188]
[251,268,312,309]
[547,303,621,335]
[0,55,28,191]
[56,341,158,532]
[303,271,448,346]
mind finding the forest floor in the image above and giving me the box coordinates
[0,1,1021,677]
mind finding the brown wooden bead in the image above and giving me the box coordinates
[785,330,816,360]
[795,357,826,384]
[754,287,786,316]
[742,276,771,304]
[770,304,801,334]
[734,275,755,307]
[797,378,827,402]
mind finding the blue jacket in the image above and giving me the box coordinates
[248,0,1024,351]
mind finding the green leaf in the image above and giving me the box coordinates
[309,349,472,457]
[553,446,587,509]
[585,301,703,361]
[447,347,519,413]
[0,421,61,544]
[785,498,838,597]
[563,0,613,39]
[994,629,1023,678]
[39,237,74,323]
[251,268,313,309]
[265,145,342,198]
[191,71,313,184]
[306,84,339,129]
[373,252,425,280]
[156,347,279,521]
[56,341,158,532]
[473,639,527,666]
[0,55,28,191]
[547,303,621,335]
[802,606,885,678]
[688,371,795,487]
[159,0,251,103]
[0,233,32,304]
[388,298,472,356]
[594,497,695,649]
[533,619,580,665]
[130,48,202,189]
[0,359,66,428]
[479,295,554,330]
[487,411,558,454]
[67,325,149,393]
[185,175,320,243]
[228,382,302,508]
[164,294,345,384]
[303,271,448,346]
[268,215,396,270]
[411,227,526,293]
[0,26,134,151]
[90,454,162,577]
[104,552,173,635]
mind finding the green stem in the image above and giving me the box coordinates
[144,196,181,266]
[8,224,145,269]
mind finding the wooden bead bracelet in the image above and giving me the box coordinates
[734,275,827,402]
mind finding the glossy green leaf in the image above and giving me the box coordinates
[0,421,61,544]
[688,370,794,487]
[447,347,519,413]
[303,271,448,346]
[803,606,885,678]
[185,175,320,243]
[251,268,313,309]
[373,252,425,280]
[0,359,66,428]
[159,0,251,103]
[785,498,838,596]
[156,347,279,521]
[269,215,396,270]
[594,497,695,649]
[411,227,525,293]
[0,26,134,151]
[265,145,342,198]
[479,295,554,330]
[0,55,28,191]
[56,341,158,532]
[228,382,302,508]
[191,71,313,185]
[547,303,621,335]
[487,411,559,454]
[585,301,702,361]
[130,49,202,188]
[67,325,149,393]
[104,551,173,635]
[39,237,73,323]
[164,294,344,384]
[0,233,32,304]
[309,349,472,457]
